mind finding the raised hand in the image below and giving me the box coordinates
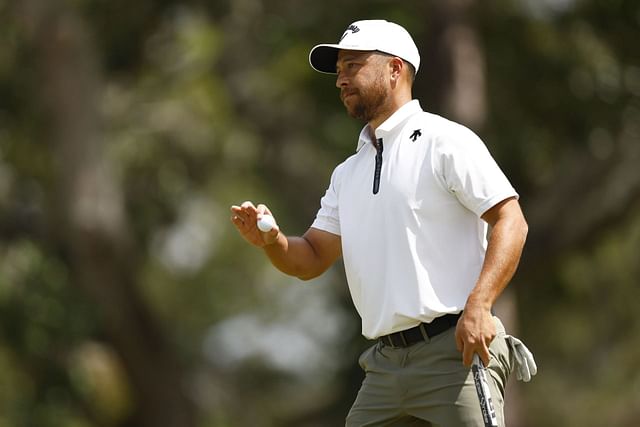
[230,201,280,247]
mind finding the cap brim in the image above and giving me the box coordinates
[309,44,341,74]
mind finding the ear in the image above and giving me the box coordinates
[388,57,404,85]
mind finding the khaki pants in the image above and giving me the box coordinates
[346,317,512,427]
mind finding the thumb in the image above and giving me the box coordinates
[261,222,280,246]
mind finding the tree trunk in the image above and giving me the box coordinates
[422,1,523,424]
[421,0,487,130]
[17,2,197,426]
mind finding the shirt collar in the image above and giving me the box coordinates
[356,100,423,152]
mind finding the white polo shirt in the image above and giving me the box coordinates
[312,100,518,339]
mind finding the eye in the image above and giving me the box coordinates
[336,59,359,75]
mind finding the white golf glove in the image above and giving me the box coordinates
[505,335,537,382]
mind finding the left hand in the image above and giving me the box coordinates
[455,304,496,367]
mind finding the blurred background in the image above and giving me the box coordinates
[1,0,639,426]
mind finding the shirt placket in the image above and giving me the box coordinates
[373,138,384,195]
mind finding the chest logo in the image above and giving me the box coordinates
[410,129,422,142]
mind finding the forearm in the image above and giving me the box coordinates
[467,212,528,310]
[456,198,527,365]
[231,201,340,280]
[263,233,325,280]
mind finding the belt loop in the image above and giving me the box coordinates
[399,332,408,347]
[418,324,431,343]
[382,336,395,348]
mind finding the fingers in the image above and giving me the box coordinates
[255,204,280,245]
[455,312,495,367]
[240,200,257,210]
[231,201,276,221]
[256,203,272,217]
[462,345,474,367]
[455,325,475,367]
[477,344,491,367]
[459,339,491,367]
[230,201,259,225]
[230,201,279,247]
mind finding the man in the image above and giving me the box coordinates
[231,20,529,426]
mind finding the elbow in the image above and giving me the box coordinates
[518,215,529,246]
[297,270,322,281]
[296,263,330,281]
[521,216,529,238]
[276,266,319,281]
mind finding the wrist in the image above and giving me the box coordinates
[464,295,493,313]
[261,231,282,248]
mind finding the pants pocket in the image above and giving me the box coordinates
[358,343,377,371]
[487,323,512,396]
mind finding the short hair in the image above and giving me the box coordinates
[403,60,416,83]
[375,51,416,84]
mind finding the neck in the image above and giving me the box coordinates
[369,93,412,132]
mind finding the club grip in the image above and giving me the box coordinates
[472,354,499,427]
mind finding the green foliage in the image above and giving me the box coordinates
[1,0,639,426]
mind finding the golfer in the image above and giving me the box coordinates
[231,19,528,426]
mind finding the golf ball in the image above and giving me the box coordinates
[257,214,276,232]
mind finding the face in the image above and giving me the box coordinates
[335,50,391,123]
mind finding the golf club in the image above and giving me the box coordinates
[472,354,499,427]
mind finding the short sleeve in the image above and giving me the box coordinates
[435,126,518,217]
[311,163,344,235]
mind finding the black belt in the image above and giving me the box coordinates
[380,313,461,348]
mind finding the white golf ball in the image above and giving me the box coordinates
[257,214,276,232]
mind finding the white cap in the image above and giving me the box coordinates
[309,20,420,75]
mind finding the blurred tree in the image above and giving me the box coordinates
[8,1,196,426]
[0,0,639,426]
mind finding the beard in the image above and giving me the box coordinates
[341,73,389,123]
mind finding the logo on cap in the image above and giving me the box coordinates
[339,24,360,42]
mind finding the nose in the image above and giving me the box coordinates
[336,72,348,89]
